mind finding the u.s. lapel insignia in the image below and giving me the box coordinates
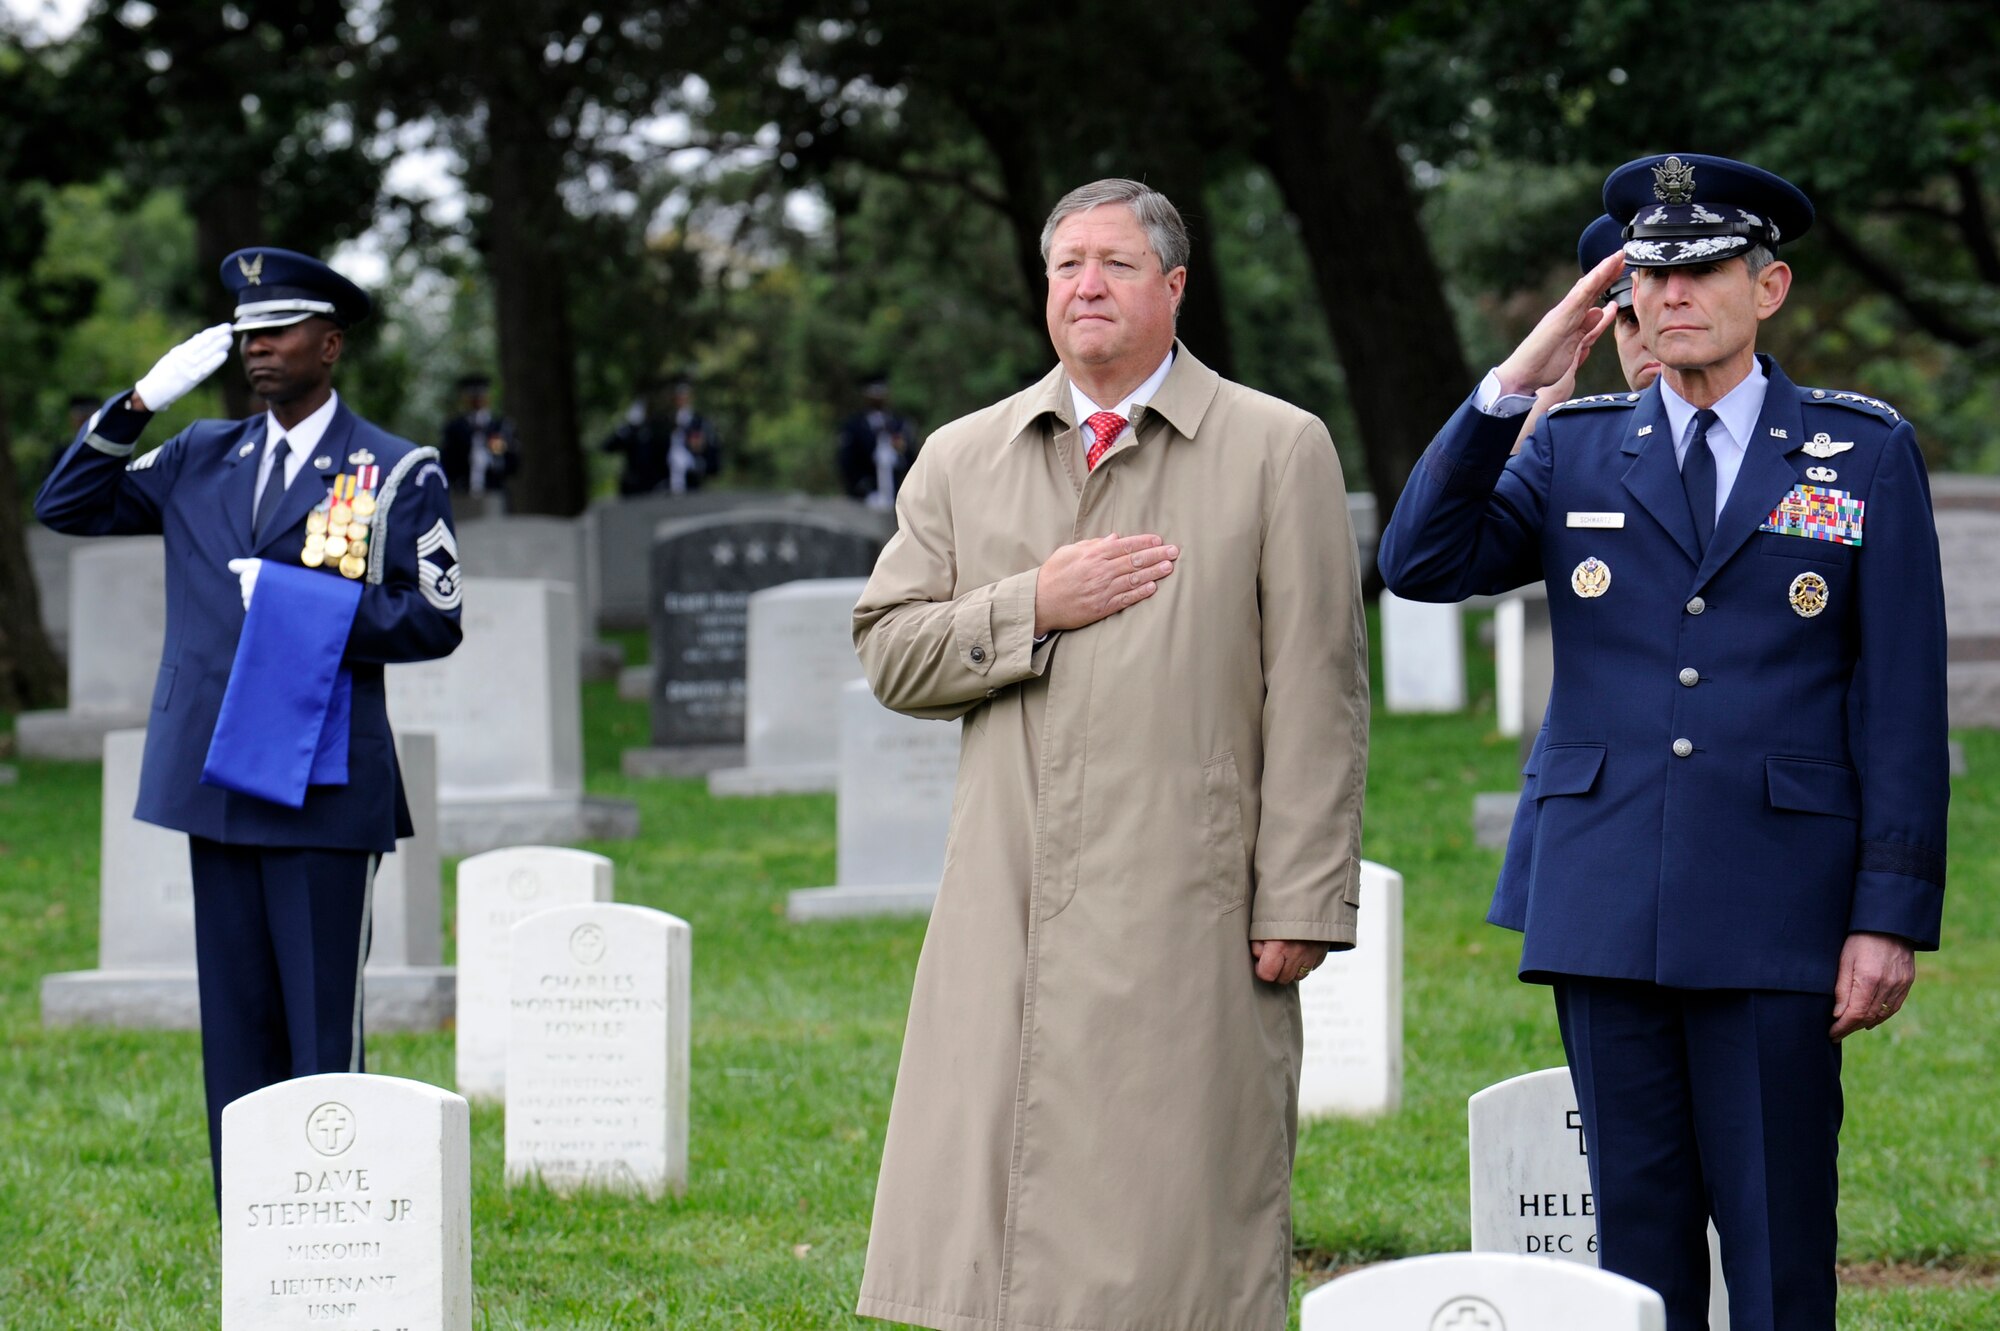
[1637,425,1654,437]
[238,442,255,457]
[314,456,332,470]
[1790,571,1829,618]
[1769,427,1788,439]
[1806,465,1838,482]
[1801,432,1854,459]
[1572,556,1611,598]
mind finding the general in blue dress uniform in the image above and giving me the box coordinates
[36,248,464,1203]
[1380,155,1948,1330]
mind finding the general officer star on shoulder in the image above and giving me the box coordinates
[36,247,463,1207]
[1378,154,1947,1331]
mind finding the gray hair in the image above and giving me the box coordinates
[1039,179,1189,275]
[1745,244,1777,278]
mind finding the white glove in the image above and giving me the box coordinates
[227,558,262,610]
[133,324,233,413]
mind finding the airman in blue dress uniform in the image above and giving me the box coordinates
[36,248,464,1203]
[1380,155,1948,1330]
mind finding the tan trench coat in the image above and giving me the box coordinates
[852,346,1369,1331]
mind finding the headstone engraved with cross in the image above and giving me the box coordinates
[1468,1067,1730,1328]
[1299,1252,1665,1330]
[504,903,691,1198]
[221,1073,472,1331]
[453,846,615,1100]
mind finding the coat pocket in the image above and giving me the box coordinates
[151,664,177,712]
[1766,756,1860,820]
[1202,751,1251,914]
[1533,743,1604,799]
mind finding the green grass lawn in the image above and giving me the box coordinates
[1,617,1995,1329]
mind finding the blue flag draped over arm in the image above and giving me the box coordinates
[201,563,364,807]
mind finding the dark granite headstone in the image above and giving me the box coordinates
[646,510,884,748]
[589,491,894,631]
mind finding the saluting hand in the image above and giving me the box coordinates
[132,323,234,414]
[1494,251,1625,400]
[1033,532,1179,635]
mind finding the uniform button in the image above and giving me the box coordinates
[969,645,986,664]
[986,688,999,698]
[1686,596,1706,615]
[1679,667,1699,687]
[1673,738,1694,758]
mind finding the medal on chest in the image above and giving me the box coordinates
[302,454,380,579]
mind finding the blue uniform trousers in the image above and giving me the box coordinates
[189,838,373,1205]
[1555,978,1842,1331]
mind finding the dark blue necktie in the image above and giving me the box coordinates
[252,438,292,543]
[1681,408,1719,551]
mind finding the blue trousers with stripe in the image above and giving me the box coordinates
[1555,977,1843,1331]
[189,838,373,1206]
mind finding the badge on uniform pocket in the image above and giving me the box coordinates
[1789,571,1829,618]
[1760,484,1863,547]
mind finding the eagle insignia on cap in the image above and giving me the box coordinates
[236,253,264,285]
[1653,155,1697,203]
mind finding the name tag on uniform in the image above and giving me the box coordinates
[1760,484,1864,546]
[1566,511,1626,529]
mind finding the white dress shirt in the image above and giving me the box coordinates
[254,390,340,510]
[1658,363,1767,522]
[1071,350,1176,461]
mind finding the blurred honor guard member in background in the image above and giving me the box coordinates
[1379,155,1948,1331]
[837,373,918,509]
[438,371,518,505]
[852,179,1369,1331]
[36,248,464,1203]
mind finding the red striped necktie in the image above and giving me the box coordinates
[1085,411,1127,471]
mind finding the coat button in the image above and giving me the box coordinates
[1686,596,1706,615]
[969,645,986,664]
[1679,667,1699,687]
[1673,738,1694,758]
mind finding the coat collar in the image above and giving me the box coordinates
[1003,339,1221,446]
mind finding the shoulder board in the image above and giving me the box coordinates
[1801,387,1901,423]
[1548,392,1643,414]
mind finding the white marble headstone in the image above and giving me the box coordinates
[1380,591,1465,713]
[16,538,168,757]
[387,578,636,853]
[389,579,581,801]
[1469,1067,1730,1328]
[1297,860,1403,1118]
[41,729,450,1031]
[505,903,690,1198]
[221,1073,471,1331]
[1301,1252,1664,1331]
[708,577,869,794]
[454,846,614,1100]
[786,680,961,919]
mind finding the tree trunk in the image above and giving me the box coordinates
[1241,3,1470,553]
[195,177,264,421]
[0,390,66,712]
[473,24,586,517]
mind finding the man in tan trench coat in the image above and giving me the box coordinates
[852,178,1370,1331]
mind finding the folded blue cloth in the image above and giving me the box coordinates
[201,562,363,807]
